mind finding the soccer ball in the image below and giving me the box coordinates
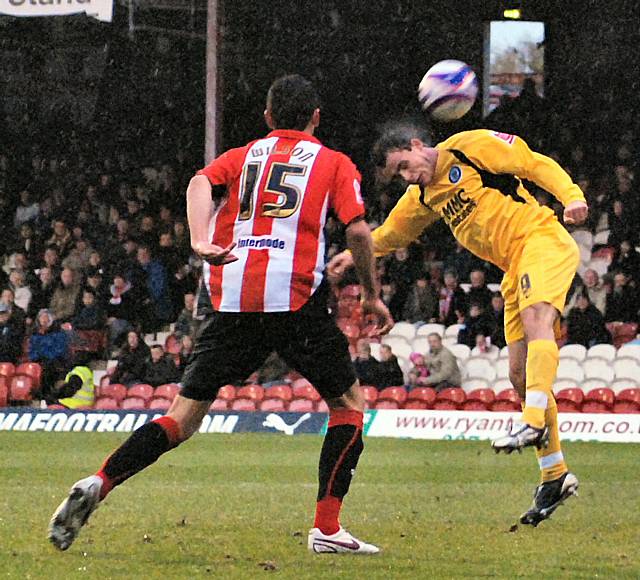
[418,60,478,121]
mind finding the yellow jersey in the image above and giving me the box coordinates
[371,129,586,272]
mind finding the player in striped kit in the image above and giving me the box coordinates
[48,75,393,554]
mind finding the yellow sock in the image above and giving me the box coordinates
[521,339,558,429]
[535,395,568,482]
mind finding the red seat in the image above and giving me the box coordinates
[555,388,584,406]
[236,384,264,402]
[230,398,257,412]
[72,330,107,356]
[616,388,640,409]
[128,383,155,403]
[217,385,236,401]
[361,386,379,406]
[0,362,15,378]
[613,402,640,414]
[47,404,66,410]
[462,400,488,411]
[292,381,321,402]
[581,401,610,414]
[264,384,293,402]
[375,400,400,410]
[0,379,8,407]
[95,397,120,410]
[100,374,112,387]
[435,387,466,408]
[149,398,172,411]
[584,388,615,410]
[288,399,315,413]
[466,389,495,406]
[10,375,33,401]
[495,388,521,405]
[490,400,521,412]
[99,383,127,403]
[557,400,581,413]
[378,386,408,405]
[404,399,429,410]
[316,400,329,413]
[209,398,228,411]
[154,383,181,401]
[432,400,459,411]
[259,398,287,412]
[15,362,42,388]
[406,387,437,407]
[606,322,639,348]
[121,397,146,410]
[164,334,181,354]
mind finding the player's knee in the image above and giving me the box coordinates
[521,303,558,339]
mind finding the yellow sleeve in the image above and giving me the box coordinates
[460,130,586,207]
[371,185,441,257]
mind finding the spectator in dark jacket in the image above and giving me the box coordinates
[402,273,438,324]
[467,269,493,311]
[566,294,611,348]
[174,292,201,338]
[352,340,380,387]
[72,288,106,331]
[111,331,150,386]
[134,245,172,330]
[106,273,147,348]
[489,292,506,348]
[609,240,640,285]
[457,302,496,348]
[0,302,24,363]
[377,344,404,388]
[28,309,70,398]
[28,266,56,323]
[605,272,638,323]
[142,344,180,387]
[1,287,27,334]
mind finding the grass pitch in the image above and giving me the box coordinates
[0,432,638,579]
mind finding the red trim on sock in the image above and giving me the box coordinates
[314,496,342,536]
[95,469,113,500]
[328,409,363,430]
[153,416,182,446]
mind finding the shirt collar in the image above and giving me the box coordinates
[266,129,321,144]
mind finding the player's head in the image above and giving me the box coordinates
[265,75,320,132]
[372,121,435,187]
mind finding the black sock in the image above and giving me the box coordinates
[317,424,364,501]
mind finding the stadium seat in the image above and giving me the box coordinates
[464,357,497,382]
[259,398,287,412]
[403,399,430,410]
[236,384,265,402]
[553,378,579,393]
[375,400,400,410]
[216,385,236,401]
[462,400,488,411]
[0,379,8,407]
[72,329,107,357]
[411,337,430,354]
[128,383,155,403]
[449,343,471,362]
[389,321,416,341]
[316,400,329,414]
[495,388,520,405]
[581,401,610,413]
[586,344,616,362]
[493,378,514,395]
[361,386,379,406]
[607,323,638,349]
[580,378,608,393]
[444,323,463,339]
[556,359,585,383]
[154,383,181,401]
[496,358,510,380]
[559,344,587,361]
[149,398,172,411]
[582,359,615,383]
[498,345,510,359]
[230,398,257,412]
[490,400,521,412]
[264,384,293,402]
[406,387,437,407]
[613,357,640,381]
[288,399,315,413]
[584,388,615,410]
[15,362,42,388]
[9,375,33,402]
[442,337,457,348]
[0,362,15,378]
[616,343,640,361]
[292,381,321,402]
[432,399,459,411]
[377,386,408,405]
[416,323,445,337]
[382,338,412,360]
[466,388,495,406]
[99,383,127,403]
[94,397,120,410]
[610,379,640,395]
[461,378,490,393]
[121,397,147,410]
[613,402,640,414]
[369,342,382,361]
[555,388,584,412]
[209,398,228,411]
[615,388,640,410]
[435,387,466,409]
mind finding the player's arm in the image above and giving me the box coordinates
[468,131,588,225]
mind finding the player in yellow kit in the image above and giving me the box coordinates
[328,124,588,526]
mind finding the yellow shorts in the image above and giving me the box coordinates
[501,222,580,344]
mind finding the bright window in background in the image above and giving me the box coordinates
[483,21,545,116]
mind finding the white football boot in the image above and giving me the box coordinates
[308,527,380,554]
[48,475,102,551]
[492,424,550,454]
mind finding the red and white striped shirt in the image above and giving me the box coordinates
[197,129,365,312]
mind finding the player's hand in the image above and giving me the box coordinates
[563,201,588,226]
[192,241,238,265]
[327,251,354,282]
[361,296,394,337]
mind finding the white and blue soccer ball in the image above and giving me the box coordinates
[418,60,478,122]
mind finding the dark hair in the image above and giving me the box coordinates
[372,120,432,168]
[266,75,320,131]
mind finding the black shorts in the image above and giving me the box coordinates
[180,285,356,401]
